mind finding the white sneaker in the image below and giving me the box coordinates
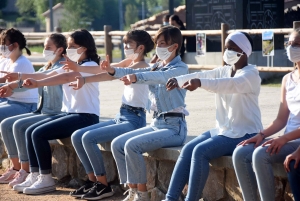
[123,188,137,201]
[8,169,29,188]
[133,191,150,201]
[0,168,18,184]
[13,172,39,192]
[23,174,56,195]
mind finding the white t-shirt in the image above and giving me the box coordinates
[176,64,263,138]
[55,61,100,116]
[6,55,38,103]
[0,57,9,78]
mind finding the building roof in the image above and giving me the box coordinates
[42,3,64,17]
[131,5,186,30]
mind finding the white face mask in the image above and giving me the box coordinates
[223,49,243,65]
[156,44,174,61]
[124,48,139,60]
[0,44,13,58]
[286,45,300,63]
[43,49,57,61]
[66,47,83,62]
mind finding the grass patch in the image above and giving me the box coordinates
[261,76,283,87]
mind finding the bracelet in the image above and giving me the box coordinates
[258,130,265,139]
[107,68,115,76]
[17,72,21,81]
[18,79,23,88]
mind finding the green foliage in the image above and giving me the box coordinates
[60,0,103,31]
[124,4,139,29]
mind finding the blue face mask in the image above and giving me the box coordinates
[163,22,169,26]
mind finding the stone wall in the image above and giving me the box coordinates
[0,137,295,201]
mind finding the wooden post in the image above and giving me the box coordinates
[104,25,113,62]
[221,23,229,66]
[293,21,300,29]
[293,22,300,68]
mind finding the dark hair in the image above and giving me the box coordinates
[154,26,182,55]
[240,32,254,50]
[123,30,154,56]
[45,33,67,70]
[70,29,100,64]
[49,33,67,55]
[170,15,185,30]
[1,28,31,55]
[0,28,5,34]
[163,14,170,22]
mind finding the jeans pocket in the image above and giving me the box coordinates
[164,117,180,126]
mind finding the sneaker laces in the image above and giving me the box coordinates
[12,172,21,179]
[1,168,12,176]
[35,175,44,185]
[123,188,135,199]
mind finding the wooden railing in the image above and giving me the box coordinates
[25,21,300,72]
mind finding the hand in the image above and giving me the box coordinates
[262,136,289,155]
[0,85,13,97]
[69,76,84,90]
[61,54,80,72]
[237,134,263,148]
[22,78,38,88]
[166,78,179,91]
[182,79,201,91]
[0,71,18,82]
[284,146,300,172]
[100,55,115,74]
[119,74,136,85]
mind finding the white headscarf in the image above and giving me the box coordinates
[225,32,252,57]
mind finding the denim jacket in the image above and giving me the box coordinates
[14,59,64,114]
[113,55,188,115]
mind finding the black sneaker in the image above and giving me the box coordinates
[70,180,95,198]
[81,182,114,200]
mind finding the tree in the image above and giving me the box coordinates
[124,4,139,29]
[15,0,37,24]
[60,0,103,31]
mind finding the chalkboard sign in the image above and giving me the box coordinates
[186,0,284,52]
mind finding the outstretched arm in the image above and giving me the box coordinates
[23,72,81,88]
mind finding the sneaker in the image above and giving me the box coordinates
[8,169,29,188]
[133,191,150,201]
[81,182,114,200]
[123,188,137,201]
[23,174,56,195]
[0,168,18,184]
[13,172,39,192]
[70,180,95,198]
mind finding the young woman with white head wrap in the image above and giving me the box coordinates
[163,31,263,201]
[232,29,300,201]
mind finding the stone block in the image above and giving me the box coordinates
[68,147,78,178]
[284,182,294,201]
[145,157,157,190]
[275,178,284,201]
[52,145,68,180]
[157,160,176,192]
[203,167,225,201]
[1,158,10,169]
[225,169,243,201]
[102,151,117,183]
[0,138,7,159]
[150,187,165,201]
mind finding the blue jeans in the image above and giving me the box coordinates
[288,160,300,201]
[0,97,7,103]
[111,116,187,184]
[1,113,57,162]
[165,131,255,201]
[232,140,300,201]
[71,106,146,176]
[0,100,37,123]
[26,113,99,174]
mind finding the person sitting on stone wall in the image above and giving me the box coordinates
[163,31,262,201]
[102,26,189,201]
[0,33,66,188]
[233,28,300,201]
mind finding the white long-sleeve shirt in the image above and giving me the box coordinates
[176,64,263,138]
